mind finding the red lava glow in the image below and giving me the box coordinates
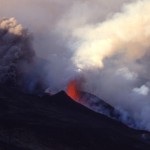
[67,79,81,102]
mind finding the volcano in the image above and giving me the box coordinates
[0,85,150,150]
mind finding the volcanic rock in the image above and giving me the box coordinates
[0,85,150,150]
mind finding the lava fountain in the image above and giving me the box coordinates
[66,79,81,102]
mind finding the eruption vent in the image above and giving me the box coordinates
[67,79,81,102]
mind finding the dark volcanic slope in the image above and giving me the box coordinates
[0,86,150,150]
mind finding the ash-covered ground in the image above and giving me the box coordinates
[0,85,150,150]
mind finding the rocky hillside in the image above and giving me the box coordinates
[0,85,150,150]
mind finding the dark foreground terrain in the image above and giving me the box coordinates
[0,86,150,150]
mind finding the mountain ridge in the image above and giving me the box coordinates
[0,86,150,150]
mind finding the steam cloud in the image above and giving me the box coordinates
[1,0,150,131]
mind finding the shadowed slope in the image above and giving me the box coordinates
[0,86,150,150]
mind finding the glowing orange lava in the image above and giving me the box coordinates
[67,79,81,102]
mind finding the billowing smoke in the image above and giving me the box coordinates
[71,0,150,130]
[0,18,35,86]
[1,0,150,131]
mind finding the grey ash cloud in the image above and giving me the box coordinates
[0,18,34,86]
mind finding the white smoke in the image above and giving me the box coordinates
[71,0,150,130]
[1,0,150,131]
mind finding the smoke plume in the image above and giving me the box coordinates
[0,18,34,86]
[1,0,150,131]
